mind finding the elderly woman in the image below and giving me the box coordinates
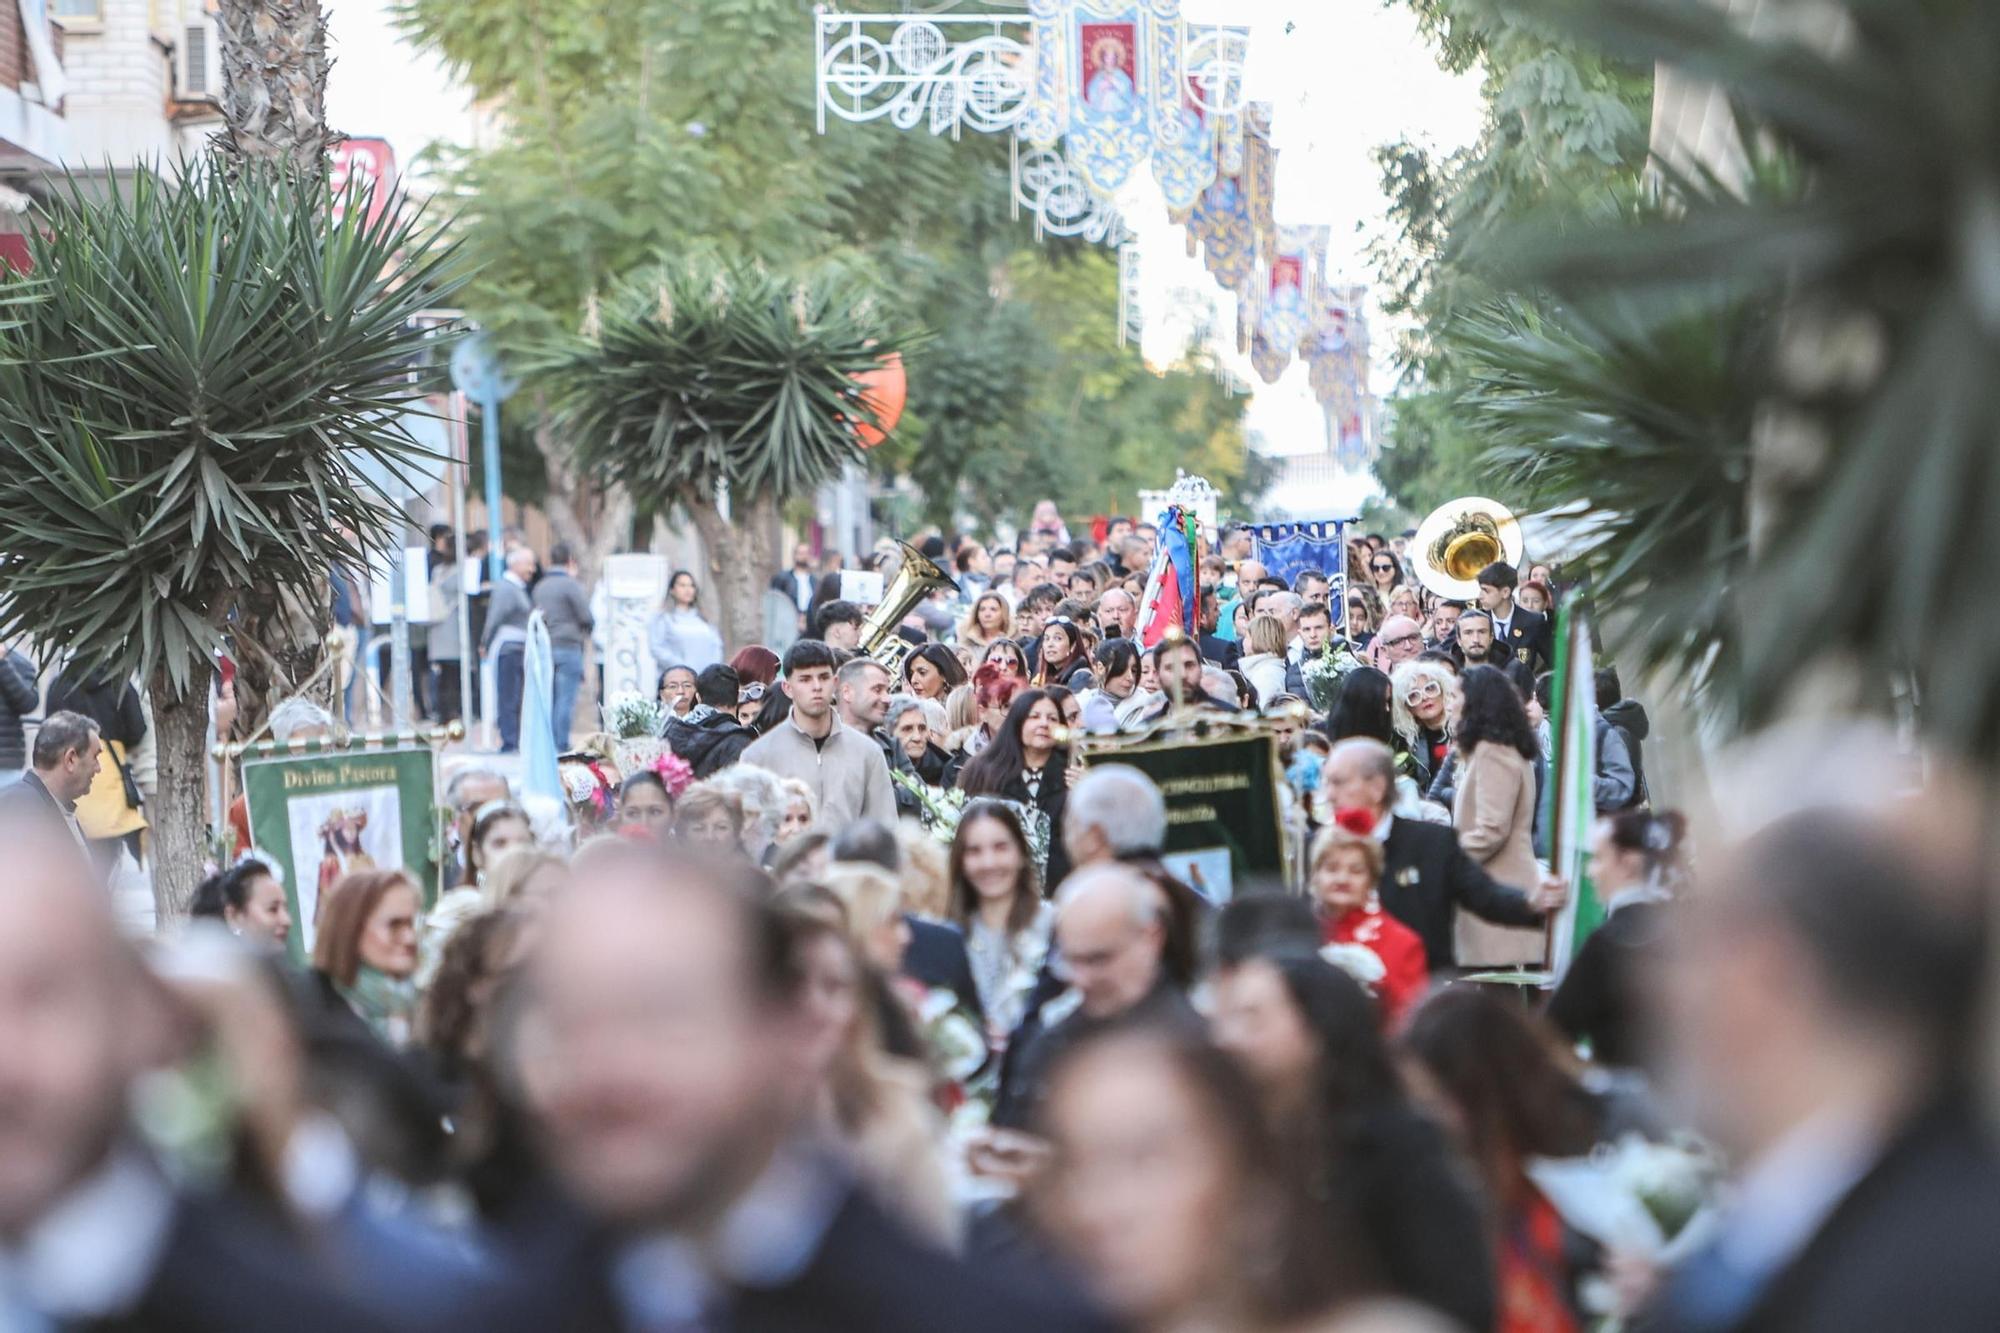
[885,695,952,789]
[704,764,787,862]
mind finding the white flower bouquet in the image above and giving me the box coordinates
[601,692,670,740]
[1300,642,1369,713]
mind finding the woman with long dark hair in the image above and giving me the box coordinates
[1451,665,1544,969]
[1035,617,1093,690]
[1402,989,1605,1333]
[647,569,724,672]
[956,688,1072,889]
[1365,550,1404,600]
[1212,952,1493,1329]
[1080,637,1141,733]
[947,801,1055,1042]
[903,642,967,702]
[1034,1029,1390,1331]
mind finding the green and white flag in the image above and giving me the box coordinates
[1544,605,1604,980]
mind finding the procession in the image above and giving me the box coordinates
[2,0,1998,1331]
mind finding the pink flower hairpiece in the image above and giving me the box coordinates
[649,751,695,798]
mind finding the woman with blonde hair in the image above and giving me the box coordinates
[672,783,747,853]
[1386,585,1422,625]
[482,844,567,907]
[1389,659,1458,781]
[773,892,958,1248]
[1237,614,1291,707]
[957,592,1015,655]
[893,819,952,920]
[777,776,818,843]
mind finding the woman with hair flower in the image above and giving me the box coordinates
[1311,809,1429,1028]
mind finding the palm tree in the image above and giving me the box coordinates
[1482,0,2000,762]
[1461,287,1764,714]
[0,159,457,919]
[538,260,915,651]
[214,0,336,169]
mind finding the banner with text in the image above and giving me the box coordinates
[1082,730,1286,903]
[241,743,441,966]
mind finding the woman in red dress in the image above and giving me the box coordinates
[1311,809,1430,1028]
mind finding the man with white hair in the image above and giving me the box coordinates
[991,862,1198,1129]
[1063,764,1208,986]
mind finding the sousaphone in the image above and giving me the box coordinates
[1410,497,1524,601]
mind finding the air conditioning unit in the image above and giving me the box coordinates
[176,19,221,103]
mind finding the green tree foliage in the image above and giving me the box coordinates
[536,258,912,646]
[0,157,456,916]
[1482,0,2000,761]
[1367,0,1653,516]
[396,0,1250,530]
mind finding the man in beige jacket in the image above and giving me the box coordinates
[741,640,897,831]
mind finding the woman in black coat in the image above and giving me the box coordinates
[955,688,1072,892]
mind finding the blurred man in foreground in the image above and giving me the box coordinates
[498,843,1108,1332]
[1641,767,2000,1332]
[0,818,395,1330]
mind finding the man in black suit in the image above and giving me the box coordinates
[495,842,1108,1333]
[0,815,404,1332]
[1475,561,1551,674]
[0,709,101,859]
[1323,739,1564,969]
[1636,769,2000,1333]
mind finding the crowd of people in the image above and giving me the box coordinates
[1,505,1996,1333]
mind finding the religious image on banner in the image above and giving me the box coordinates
[1173,102,1276,301]
[287,785,403,942]
[1304,284,1374,468]
[1245,226,1327,383]
[241,741,442,966]
[1022,0,1219,211]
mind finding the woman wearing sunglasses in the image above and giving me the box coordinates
[1365,551,1404,599]
[1389,659,1457,781]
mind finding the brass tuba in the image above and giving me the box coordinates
[859,541,960,672]
[1409,497,1524,601]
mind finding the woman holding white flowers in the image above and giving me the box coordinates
[948,800,1055,1044]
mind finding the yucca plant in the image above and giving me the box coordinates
[0,154,458,918]
[1461,287,1765,712]
[539,259,917,650]
[1515,0,2000,762]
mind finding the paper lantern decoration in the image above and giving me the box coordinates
[852,352,907,448]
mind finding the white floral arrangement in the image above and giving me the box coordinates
[1529,1131,1723,1262]
[892,772,1052,873]
[918,986,989,1084]
[601,692,670,740]
[1300,642,1369,713]
[1318,941,1388,992]
[894,771,969,842]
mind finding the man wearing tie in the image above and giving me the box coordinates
[1475,561,1551,673]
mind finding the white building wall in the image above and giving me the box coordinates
[56,0,213,169]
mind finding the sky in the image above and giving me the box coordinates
[322,1,1486,515]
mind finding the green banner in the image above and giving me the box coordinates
[1081,730,1287,903]
[240,744,441,966]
